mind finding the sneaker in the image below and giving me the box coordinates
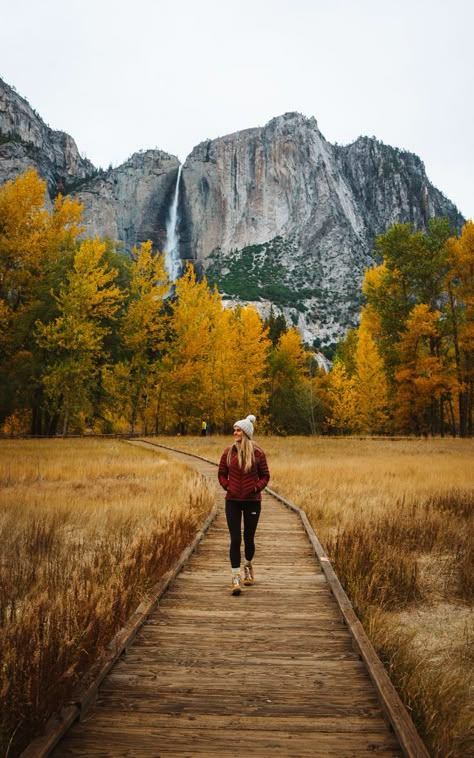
[231,573,242,595]
[243,563,254,585]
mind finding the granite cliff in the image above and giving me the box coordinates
[0,78,96,196]
[181,114,463,344]
[72,151,180,256]
[0,77,464,347]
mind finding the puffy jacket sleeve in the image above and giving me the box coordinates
[255,448,270,492]
[218,447,230,490]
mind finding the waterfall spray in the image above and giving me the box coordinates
[165,165,182,281]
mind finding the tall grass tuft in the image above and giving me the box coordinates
[326,524,421,613]
[0,439,214,756]
[369,610,474,758]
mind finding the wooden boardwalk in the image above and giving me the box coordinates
[50,444,420,757]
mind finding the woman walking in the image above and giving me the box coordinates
[218,414,270,595]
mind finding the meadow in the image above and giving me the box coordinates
[164,434,474,758]
[1,435,472,756]
[0,438,214,756]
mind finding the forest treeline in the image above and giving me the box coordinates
[0,170,472,437]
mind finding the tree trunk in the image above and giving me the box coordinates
[439,397,445,437]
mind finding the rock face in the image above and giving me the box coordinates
[72,151,180,255]
[0,78,96,196]
[0,78,464,346]
[0,77,181,256]
[182,114,463,344]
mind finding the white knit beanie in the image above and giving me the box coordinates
[234,414,256,439]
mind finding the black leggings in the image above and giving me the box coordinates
[225,500,261,568]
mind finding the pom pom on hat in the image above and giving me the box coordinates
[234,414,256,439]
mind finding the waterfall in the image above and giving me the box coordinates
[164,165,182,281]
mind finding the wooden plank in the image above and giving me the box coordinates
[53,728,402,757]
[91,692,385,717]
[120,650,361,665]
[58,710,394,733]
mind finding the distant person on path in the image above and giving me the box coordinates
[201,419,207,437]
[218,414,270,595]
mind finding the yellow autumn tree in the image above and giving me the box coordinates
[35,238,123,434]
[230,305,271,424]
[353,313,390,434]
[206,306,239,432]
[326,358,357,434]
[0,169,84,432]
[0,169,83,320]
[106,241,169,433]
[161,263,222,431]
[361,262,407,379]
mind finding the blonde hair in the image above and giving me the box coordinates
[227,433,255,472]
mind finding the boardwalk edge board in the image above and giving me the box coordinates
[20,495,219,758]
[138,441,429,758]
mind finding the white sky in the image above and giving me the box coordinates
[1,0,473,219]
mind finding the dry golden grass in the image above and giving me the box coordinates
[161,434,474,757]
[0,438,214,756]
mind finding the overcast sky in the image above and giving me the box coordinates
[1,0,472,219]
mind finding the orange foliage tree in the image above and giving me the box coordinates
[394,305,449,434]
[358,218,472,435]
[445,221,474,436]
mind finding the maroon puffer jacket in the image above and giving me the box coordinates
[218,445,270,501]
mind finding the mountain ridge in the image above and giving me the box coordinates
[0,77,465,348]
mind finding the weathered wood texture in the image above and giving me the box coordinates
[50,443,422,757]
